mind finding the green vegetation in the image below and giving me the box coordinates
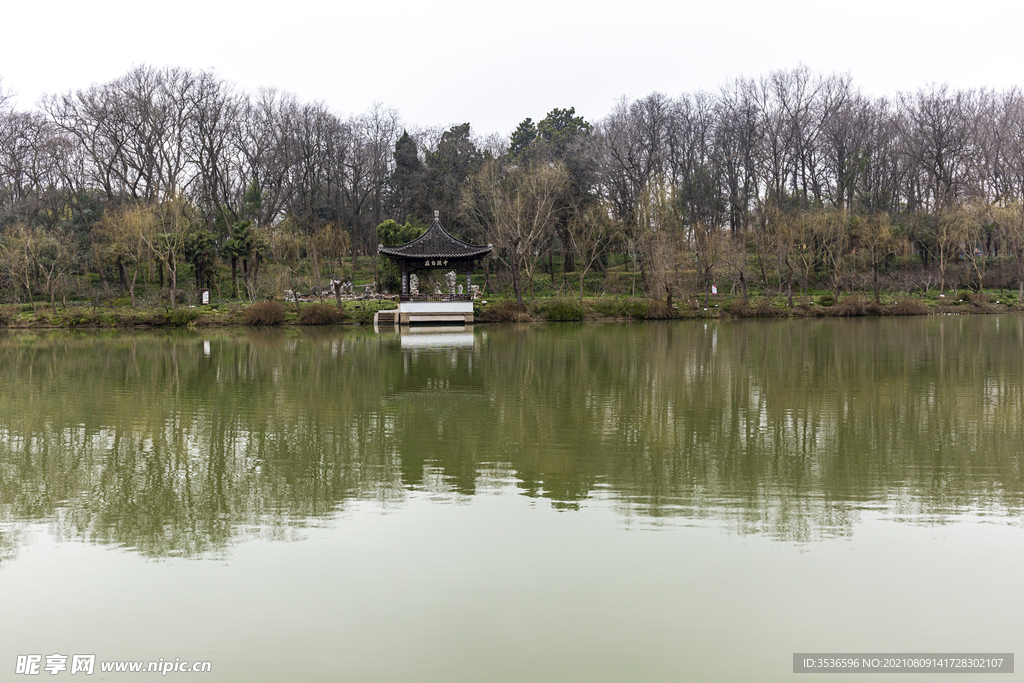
[4,65,1024,327]
[541,298,585,321]
[1,283,1020,329]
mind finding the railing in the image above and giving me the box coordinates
[400,293,474,302]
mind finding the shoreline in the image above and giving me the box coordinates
[1,292,1020,330]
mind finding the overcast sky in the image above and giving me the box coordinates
[3,0,1024,137]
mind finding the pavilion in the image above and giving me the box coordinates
[377,211,492,325]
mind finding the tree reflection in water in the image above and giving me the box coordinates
[1,316,1023,560]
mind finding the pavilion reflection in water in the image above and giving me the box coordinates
[399,325,475,349]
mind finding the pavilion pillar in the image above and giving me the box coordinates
[401,266,409,298]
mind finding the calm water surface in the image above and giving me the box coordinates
[1,318,1023,681]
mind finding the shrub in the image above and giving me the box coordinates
[543,297,584,321]
[964,291,1001,311]
[727,297,798,318]
[483,300,532,322]
[831,295,869,316]
[243,300,285,326]
[725,299,756,317]
[621,297,650,319]
[817,293,836,307]
[60,308,98,327]
[298,303,343,325]
[644,300,673,319]
[591,298,621,318]
[591,297,651,319]
[887,299,930,316]
[349,308,375,325]
[750,298,783,318]
[167,308,200,326]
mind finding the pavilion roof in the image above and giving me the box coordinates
[378,216,492,261]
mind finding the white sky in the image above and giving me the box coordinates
[3,0,1024,137]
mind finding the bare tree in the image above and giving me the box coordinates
[32,226,74,309]
[852,211,905,302]
[719,231,751,303]
[463,159,568,307]
[957,203,989,292]
[932,207,972,293]
[715,78,760,233]
[566,201,618,305]
[991,202,1024,302]
[598,93,671,285]
[0,223,37,311]
[690,220,723,307]
[0,77,13,111]
[99,203,155,307]
[185,71,242,230]
[43,66,199,204]
[898,84,978,265]
[811,207,849,302]
[0,221,72,310]
[142,196,195,306]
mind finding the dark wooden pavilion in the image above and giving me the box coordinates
[377,211,492,324]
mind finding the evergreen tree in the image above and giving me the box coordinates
[392,130,423,222]
[509,118,538,159]
[422,123,482,236]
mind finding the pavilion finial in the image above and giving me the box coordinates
[434,210,439,220]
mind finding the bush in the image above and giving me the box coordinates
[724,299,756,317]
[742,298,786,318]
[591,296,652,319]
[965,291,998,307]
[483,300,532,322]
[817,293,836,307]
[644,300,673,319]
[887,299,930,316]
[60,308,99,327]
[349,308,375,325]
[167,308,200,326]
[590,298,621,318]
[298,303,344,325]
[831,295,869,316]
[543,297,584,321]
[243,301,285,326]
[621,297,650,319]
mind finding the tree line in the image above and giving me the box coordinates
[4,64,1024,309]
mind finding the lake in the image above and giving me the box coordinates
[1,318,1022,681]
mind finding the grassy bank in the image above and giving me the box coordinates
[473,289,1022,322]
[0,299,398,329]
[1,289,1021,330]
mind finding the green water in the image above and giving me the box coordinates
[1,318,1022,681]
